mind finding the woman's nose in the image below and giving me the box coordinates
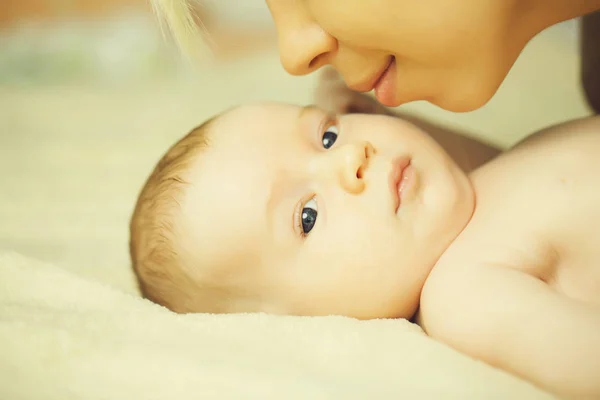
[325,141,374,194]
[276,20,337,76]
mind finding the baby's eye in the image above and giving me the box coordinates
[301,197,318,235]
[322,125,338,149]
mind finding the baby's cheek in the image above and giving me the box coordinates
[341,226,401,272]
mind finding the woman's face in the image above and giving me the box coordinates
[266,0,537,112]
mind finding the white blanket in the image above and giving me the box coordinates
[0,251,555,400]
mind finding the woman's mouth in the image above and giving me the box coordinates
[389,156,414,214]
[348,56,396,98]
[374,57,397,106]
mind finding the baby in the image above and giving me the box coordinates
[130,74,600,399]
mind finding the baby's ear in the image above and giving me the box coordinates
[313,67,392,116]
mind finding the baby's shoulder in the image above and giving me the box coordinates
[417,225,555,341]
[424,223,555,292]
[467,116,600,253]
[493,115,600,167]
[514,115,600,148]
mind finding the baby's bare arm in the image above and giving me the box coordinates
[421,264,600,399]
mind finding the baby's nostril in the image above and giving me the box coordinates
[356,166,364,179]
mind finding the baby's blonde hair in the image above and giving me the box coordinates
[130,117,215,312]
[150,0,209,59]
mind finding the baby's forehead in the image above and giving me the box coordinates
[178,102,331,288]
[180,160,273,287]
[181,117,279,248]
[211,102,304,142]
[179,103,311,274]
[199,102,315,196]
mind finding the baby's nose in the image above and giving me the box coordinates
[328,141,374,194]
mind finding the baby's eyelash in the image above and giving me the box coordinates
[293,194,317,239]
[318,115,340,151]
[293,201,306,238]
[318,113,338,135]
[324,115,339,131]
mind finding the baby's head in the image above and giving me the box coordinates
[130,102,474,319]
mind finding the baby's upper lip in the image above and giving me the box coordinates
[388,157,411,213]
[348,57,394,93]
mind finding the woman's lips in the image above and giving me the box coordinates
[348,56,395,94]
[374,57,397,106]
[389,157,413,213]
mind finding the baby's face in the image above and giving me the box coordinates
[266,0,528,112]
[181,103,474,319]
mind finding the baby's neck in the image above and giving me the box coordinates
[411,307,424,328]
[433,132,500,174]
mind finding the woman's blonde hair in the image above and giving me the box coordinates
[150,0,211,59]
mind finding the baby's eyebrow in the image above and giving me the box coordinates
[265,171,293,237]
[266,174,284,211]
[297,105,320,123]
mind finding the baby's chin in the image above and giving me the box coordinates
[362,283,424,321]
[407,187,474,283]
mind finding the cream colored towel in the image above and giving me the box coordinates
[0,251,555,399]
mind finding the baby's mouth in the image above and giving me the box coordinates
[389,157,412,213]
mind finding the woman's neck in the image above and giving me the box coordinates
[517,0,600,34]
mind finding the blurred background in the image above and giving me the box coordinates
[0,0,595,294]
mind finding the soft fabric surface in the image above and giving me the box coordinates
[0,251,555,399]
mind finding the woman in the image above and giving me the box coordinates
[153,0,600,113]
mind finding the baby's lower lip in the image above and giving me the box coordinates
[398,165,415,200]
[390,157,410,213]
[395,163,415,214]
